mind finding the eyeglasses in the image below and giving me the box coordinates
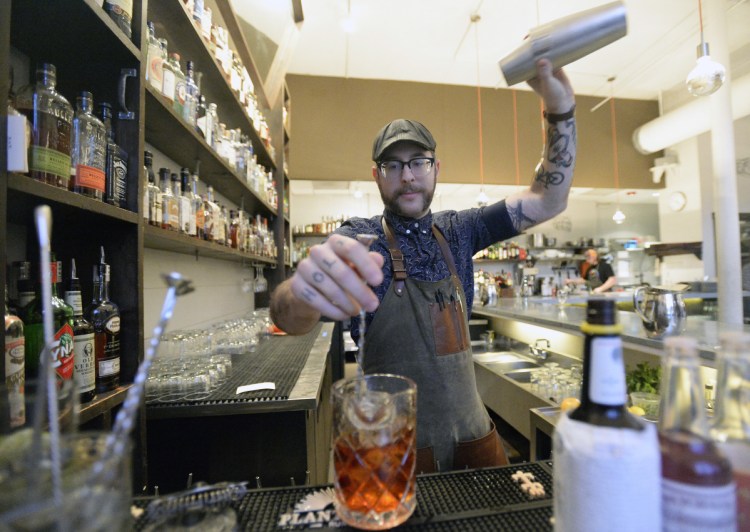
[377,157,435,180]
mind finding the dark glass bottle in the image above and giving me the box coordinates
[5,289,26,428]
[64,259,96,404]
[22,257,75,383]
[103,0,132,39]
[86,248,121,394]
[659,336,736,530]
[9,261,36,316]
[97,102,129,208]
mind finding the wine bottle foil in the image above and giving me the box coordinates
[498,1,627,87]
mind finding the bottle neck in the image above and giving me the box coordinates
[579,332,628,408]
[97,275,109,302]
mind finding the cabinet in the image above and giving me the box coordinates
[1,0,291,486]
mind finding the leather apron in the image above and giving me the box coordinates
[362,218,508,473]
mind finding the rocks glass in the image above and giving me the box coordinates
[332,374,417,530]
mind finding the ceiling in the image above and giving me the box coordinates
[233,0,750,102]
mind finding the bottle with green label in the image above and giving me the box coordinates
[15,63,74,189]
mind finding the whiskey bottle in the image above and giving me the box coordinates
[86,248,120,394]
[159,167,176,230]
[16,63,74,189]
[659,336,736,531]
[70,91,107,201]
[169,172,182,232]
[145,152,162,226]
[169,54,186,118]
[183,61,199,127]
[97,102,128,208]
[64,259,96,404]
[178,168,193,235]
[5,289,25,428]
[204,186,220,242]
[146,22,164,92]
[191,172,205,239]
[161,41,175,103]
[710,331,750,530]
[22,257,75,384]
[103,0,133,39]
[9,261,36,316]
[554,298,661,532]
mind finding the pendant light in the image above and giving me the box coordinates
[608,77,626,225]
[472,14,489,207]
[686,0,725,96]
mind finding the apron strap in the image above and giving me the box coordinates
[432,225,464,296]
[381,217,407,296]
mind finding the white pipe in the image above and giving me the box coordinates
[632,71,750,154]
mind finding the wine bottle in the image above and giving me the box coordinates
[709,331,749,530]
[659,336,736,531]
[553,298,661,532]
[64,259,96,404]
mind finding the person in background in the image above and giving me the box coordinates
[270,59,576,473]
[566,248,617,293]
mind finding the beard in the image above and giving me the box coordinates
[379,180,437,218]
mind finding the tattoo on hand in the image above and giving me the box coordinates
[322,258,337,270]
[300,287,316,303]
[312,271,324,283]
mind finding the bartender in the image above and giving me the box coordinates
[270,59,577,473]
[567,248,617,293]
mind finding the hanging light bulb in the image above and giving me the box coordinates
[612,208,626,224]
[476,188,489,206]
[686,0,725,96]
[608,77,626,225]
[472,14,490,207]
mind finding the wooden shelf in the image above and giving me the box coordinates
[144,225,276,264]
[80,384,132,425]
[644,242,702,260]
[293,232,329,238]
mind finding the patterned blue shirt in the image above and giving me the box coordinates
[336,200,519,343]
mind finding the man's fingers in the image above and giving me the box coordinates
[289,274,353,321]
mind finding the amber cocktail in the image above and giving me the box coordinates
[332,374,417,530]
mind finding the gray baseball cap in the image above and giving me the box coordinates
[371,119,436,161]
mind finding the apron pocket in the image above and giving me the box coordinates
[453,421,509,470]
[416,446,437,474]
[429,301,468,356]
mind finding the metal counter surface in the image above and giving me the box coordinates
[472,297,750,363]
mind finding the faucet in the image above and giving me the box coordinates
[530,338,551,361]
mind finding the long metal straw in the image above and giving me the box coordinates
[354,234,378,379]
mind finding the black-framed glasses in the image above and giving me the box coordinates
[377,157,435,179]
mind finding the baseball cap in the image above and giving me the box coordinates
[371,119,436,161]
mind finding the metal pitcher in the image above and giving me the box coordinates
[633,283,689,338]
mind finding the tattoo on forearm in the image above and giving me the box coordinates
[507,200,537,232]
[534,165,565,189]
[322,258,337,270]
[312,271,324,283]
[300,286,316,303]
[546,129,573,168]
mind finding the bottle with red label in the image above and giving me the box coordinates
[86,247,121,393]
[70,91,107,201]
[22,256,75,384]
[5,289,25,428]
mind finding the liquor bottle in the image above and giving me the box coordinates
[9,261,36,316]
[206,103,218,148]
[22,257,75,384]
[103,0,132,39]
[70,91,107,201]
[204,186,220,242]
[183,61,199,127]
[6,66,29,174]
[179,168,193,235]
[170,173,182,232]
[191,172,205,239]
[229,210,239,249]
[145,153,162,227]
[218,204,229,246]
[86,248,120,394]
[659,336,736,531]
[169,54,186,118]
[554,298,661,532]
[5,289,25,428]
[16,63,74,189]
[158,168,176,231]
[195,95,208,139]
[161,41,175,103]
[64,259,96,404]
[97,102,128,208]
[143,150,154,223]
[146,22,164,92]
[710,331,750,530]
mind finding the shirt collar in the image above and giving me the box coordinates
[383,209,433,234]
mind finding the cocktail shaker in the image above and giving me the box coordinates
[498,1,627,87]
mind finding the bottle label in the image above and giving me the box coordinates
[5,337,26,428]
[7,113,29,173]
[73,332,95,394]
[105,316,121,334]
[180,196,191,234]
[105,0,132,17]
[196,207,205,231]
[75,164,106,192]
[162,70,176,101]
[589,336,626,406]
[30,145,72,179]
[153,192,163,225]
[169,200,180,229]
[148,54,164,91]
[662,477,736,530]
[99,357,120,377]
[113,153,127,205]
[143,182,150,220]
[51,322,75,381]
[64,291,83,315]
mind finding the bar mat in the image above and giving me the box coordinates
[147,323,322,407]
[133,462,554,531]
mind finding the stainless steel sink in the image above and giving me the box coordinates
[472,351,528,364]
[503,369,539,383]
[484,360,540,371]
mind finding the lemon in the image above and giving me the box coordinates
[628,405,646,416]
[560,397,580,412]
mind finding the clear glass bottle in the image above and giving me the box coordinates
[195,95,208,139]
[179,168,193,235]
[159,167,175,231]
[64,259,96,404]
[206,102,218,148]
[16,63,74,189]
[70,91,107,200]
[169,172,181,232]
[103,0,132,39]
[85,248,120,394]
[146,21,163,92]
[204,186,220,242]
[5,289,25,428]
[710,331,750,530]
[659,336,736,531]
[145,152,162,227]
[161,41,175,103]
[97,102,128,208]
[191,172,205,240]
[183,61,199,127]
[170,53,186,118]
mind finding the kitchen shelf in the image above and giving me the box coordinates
[79,385,132,425]
[144,225,276,264]
[644,241,703,260]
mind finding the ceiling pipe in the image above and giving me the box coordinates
[632,71,750,154]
